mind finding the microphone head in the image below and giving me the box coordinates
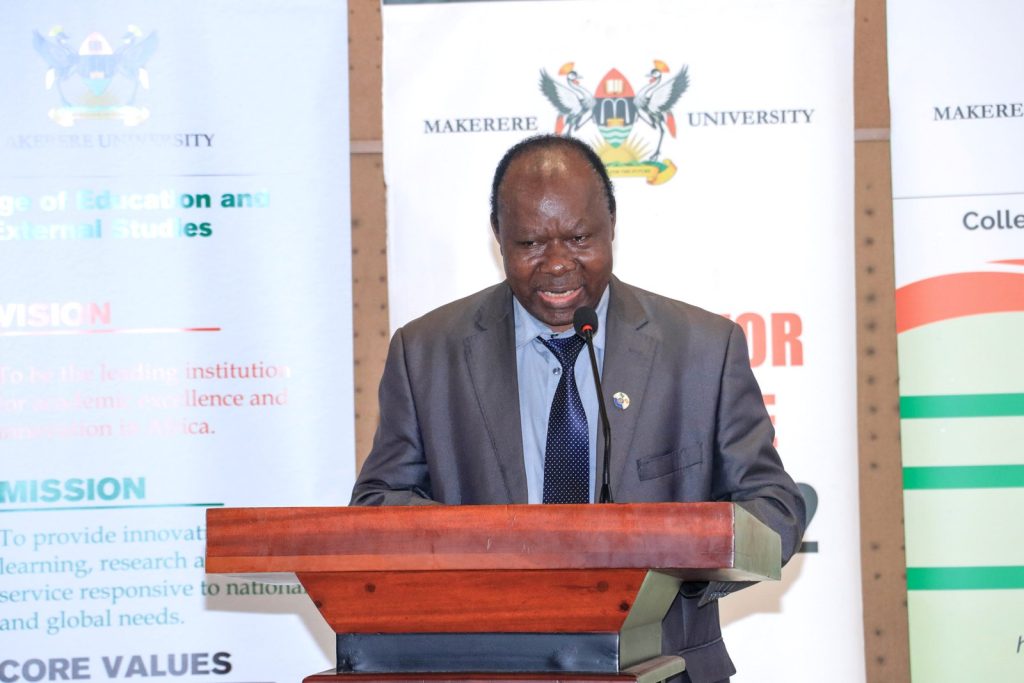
[573,306,599,338]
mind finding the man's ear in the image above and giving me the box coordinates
[610,213,616,240]
[490,216,500,239]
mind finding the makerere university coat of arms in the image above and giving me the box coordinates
[33,25,159,127]
[539,60,688,185]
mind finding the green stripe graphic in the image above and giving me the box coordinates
[903,465,1024,489]
[0,502,224,514]
[900,393,1024,418]
[907,566,1024,590]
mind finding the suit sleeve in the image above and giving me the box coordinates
[701,322,806,604]
[349,327,439,506]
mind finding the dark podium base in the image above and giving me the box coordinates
[337,633,620,674]
[305,655,685,683]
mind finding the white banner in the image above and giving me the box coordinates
[888,1,1024,681]
[1,1,353,680]
[383,1,861,681]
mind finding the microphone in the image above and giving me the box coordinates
[573,306,614,504]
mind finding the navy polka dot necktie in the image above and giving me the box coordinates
[539,334,589,504]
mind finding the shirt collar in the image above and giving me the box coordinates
[513,285,609,351]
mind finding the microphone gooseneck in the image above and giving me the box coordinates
[573,306,614,504]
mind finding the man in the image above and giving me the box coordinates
[352,134,805,683]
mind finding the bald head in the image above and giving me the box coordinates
[490,134,616,233]
[489,136,616,331]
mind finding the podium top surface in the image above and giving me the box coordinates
[206,502,780,581]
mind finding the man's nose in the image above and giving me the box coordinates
[540,241,574,274]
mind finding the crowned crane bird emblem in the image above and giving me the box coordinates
[634,61,689,162]
[538,62,596,136]
[32,27,76,106]
[538,60,689,185]
[115,26,160,106]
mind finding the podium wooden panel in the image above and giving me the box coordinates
[206,503,780,682]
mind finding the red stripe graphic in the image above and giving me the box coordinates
[0,327,221,337]
[895,271,1024,333]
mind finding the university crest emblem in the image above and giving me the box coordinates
[33,25,159,127]
[539,60,689,185]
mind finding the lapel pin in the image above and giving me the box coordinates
[612,391,630,410]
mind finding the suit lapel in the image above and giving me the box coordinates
[601,278,658,494]
[463,284,529,503]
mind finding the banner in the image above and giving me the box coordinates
[1,2,353,679]
[382,1,861,681]
[888,1,1024,680]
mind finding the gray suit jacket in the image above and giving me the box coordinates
[352,277,806,683]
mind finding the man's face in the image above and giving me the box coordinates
[492,147,615,331]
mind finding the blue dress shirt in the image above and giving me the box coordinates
[512,287,609,504]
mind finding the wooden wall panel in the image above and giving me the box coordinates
[349,0,387,470]
[854,140,909,683]
[855,0,911,680]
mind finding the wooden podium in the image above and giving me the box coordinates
[205,502,780,683]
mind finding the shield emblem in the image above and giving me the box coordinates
[593,69,637,148]
[78,32,117,96]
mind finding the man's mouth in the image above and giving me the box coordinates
[537,287,582,304]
